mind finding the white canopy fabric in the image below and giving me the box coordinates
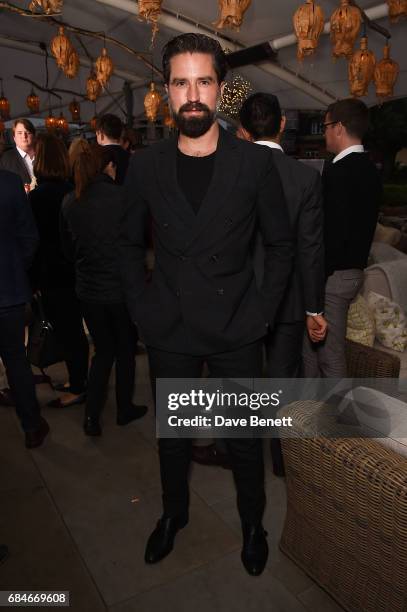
[0,0,405,122]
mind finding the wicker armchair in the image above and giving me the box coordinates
[280,340,406,612]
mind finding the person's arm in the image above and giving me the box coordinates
[13,174,39,269]
[256,154,294,330]
[119,156,149,322]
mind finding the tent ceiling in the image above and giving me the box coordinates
[0,0,406,121]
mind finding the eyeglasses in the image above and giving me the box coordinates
[322,121,338,133]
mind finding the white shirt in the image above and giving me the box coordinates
[255,140,284,152]
[333,144,364,164]
[254,139,322,317]
[16,146,35,180]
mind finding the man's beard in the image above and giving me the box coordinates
[172,102,216,138]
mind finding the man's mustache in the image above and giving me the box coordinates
[179,103,211,114]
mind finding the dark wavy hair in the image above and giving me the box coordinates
[239,93,282,140]
[34,133,70,181]
[162,33,228,85]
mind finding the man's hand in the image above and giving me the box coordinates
[306,314,327,343]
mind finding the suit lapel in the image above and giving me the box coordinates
[14,149,31,183]
[185,126,242,248]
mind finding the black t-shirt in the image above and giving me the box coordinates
[177,149,216,214]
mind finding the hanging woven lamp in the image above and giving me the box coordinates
[213,0,252,31]
[293,0,325,60]
[51,26,73,70]
[86,72,101,102]
[162,103,175,129]
[56,112,69,133]
[138,0,163,45]
[0,79,10,120]
[45,112,57,131]
[374,43,399,99]
[69,98,81,122]
[348,36,376,97]
[386,0,407,22]
[330,0,362,59]
[64,48,80,79]
[26,88,40,113]
[95,47,114,87]
[144,82,162,122]
[29,0,63,14]
[90,115,98,131]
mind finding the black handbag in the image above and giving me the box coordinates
[27,295,64,370]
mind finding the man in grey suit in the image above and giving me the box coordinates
[238,93,327,475]
[0,118,36,186]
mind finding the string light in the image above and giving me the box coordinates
[219,74,253,119]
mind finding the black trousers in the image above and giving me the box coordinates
[148,340,265,525]
[266,320,305,476]
[41,287,89,394]
[0,304,40,432]
[81,302,137,419]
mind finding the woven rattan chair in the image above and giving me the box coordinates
[280,340,405,612]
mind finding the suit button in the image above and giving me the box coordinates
[211,254,219,262]
[217,289,224,296]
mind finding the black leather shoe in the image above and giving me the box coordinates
[144,515,188,564]
[25,417,50,449]
[241,524,269,576]
[83,417,101,436]
[191,443,232,469]
[117,404,147,426]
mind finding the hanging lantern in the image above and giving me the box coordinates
[213,0,252,31]
[56,112,69,133]
[45,112,57,131]
[348,36,376,97]
[0,80,10,120]
[51,26,73,70]
[95,47,114,87]
[330,0,362,59]
[69,98,81,122]
[386,0,407,22]
[26,88,40,113]
[90,115,98,131]
[219,74,253,119]
[162,103,175,129]
[29,0,63,14]
[144,82,162,122]
[374,44,399,100]
[293,0,325,60]
[64,48,80,79]
[138,0,163,45]
[86,73,101,102]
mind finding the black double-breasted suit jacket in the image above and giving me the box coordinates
[120,126,294,355]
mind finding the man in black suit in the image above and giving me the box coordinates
[121,33,294,575]
[0,118,36,186]
[238,93,326,476]
[96,114,130,185]
[303,98,381,377]
[0,169,49,448]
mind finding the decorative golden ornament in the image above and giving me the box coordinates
[45,112,57,131]
[95,47,114,87]
[64,48,80,79]
[330,0,361,59]
[374,44,399,99]
[213,0,252,31]
[293,0,325,61]
[162,103,175,129]
[51,26,73,70]
[144,82,162,122]
[69,98,81,122]
[219,74,253,119]
[90,115,98,131]
[56,112,69,133]
[386,0,407,22]
[0,80,10,120]
[26,88,40,113]
[86,73,101,102]
[348,36,376,97]
[138,0,163,45]
[29,0,63,14]
[0,118,5,133]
